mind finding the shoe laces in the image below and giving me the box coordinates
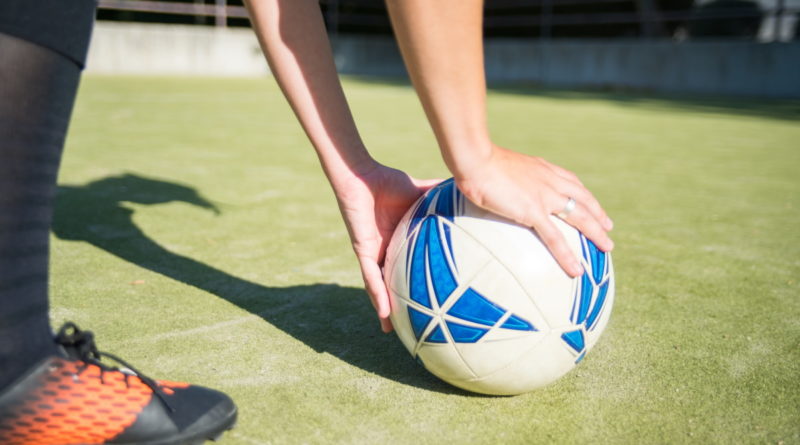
[54,322,175,412]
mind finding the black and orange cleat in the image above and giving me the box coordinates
[0,323,237,445]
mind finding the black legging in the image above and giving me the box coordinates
[0,0,96,389]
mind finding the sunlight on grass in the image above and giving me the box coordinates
[52,76,799,444]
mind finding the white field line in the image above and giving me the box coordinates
[125,313,264,345]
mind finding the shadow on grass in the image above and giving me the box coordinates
[53,173,469,396]
[489,84,800,122]
[342,74,800,122]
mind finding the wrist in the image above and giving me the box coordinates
[445,139,496,181]
[321,146,380,194]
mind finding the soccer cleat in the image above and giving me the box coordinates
[0,323,237,445]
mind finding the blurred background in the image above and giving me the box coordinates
[86,0,799,97]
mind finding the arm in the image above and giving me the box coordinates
[385,0,614,277]
[245,0,371,188]
[245,0,435,332]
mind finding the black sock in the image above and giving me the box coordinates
[0,32,83,390]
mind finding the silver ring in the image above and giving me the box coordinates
[557,197,577,219]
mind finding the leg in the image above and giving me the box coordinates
[0,31,78,390]
[0,23,236,445]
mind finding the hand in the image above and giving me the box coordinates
[332,163,440,333]
[455,145,614,278]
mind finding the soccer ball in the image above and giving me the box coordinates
[383,179,614,395]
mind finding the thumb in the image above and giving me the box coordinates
[359,258,394,333]
[412,177,444,193]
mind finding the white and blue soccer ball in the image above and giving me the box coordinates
[384,179,614,395]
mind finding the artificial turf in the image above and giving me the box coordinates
[53,76,800,444]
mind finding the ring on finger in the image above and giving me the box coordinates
[557,197,577,219]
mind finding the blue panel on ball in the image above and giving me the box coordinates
[425,218,458,306]
[586,281,609,331]
[442,223,455,271]
[447,288,506,327]
[561,329,586,353]
[576,270,593,325]
[575,351,586,364]
[456,185,464,214]
[408,217,433,309]
[434,179,456,221]
[407,307,433,340]
[445,321,488,343]
[426,324,447,343]
[582,235,607,284]
[500,314,536,331]
[407,187,439,237]
[569,282,579,324]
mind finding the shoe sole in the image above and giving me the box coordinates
[126,406,238,445]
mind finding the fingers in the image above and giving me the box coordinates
[540,159,613,232]
[546,161,585,187]
[455,150,612,279]
[530,173,614,276]
[534,170,613,256]
[359,258,395,333]
[379,317,394,333]
[553,196,614,252]
[531,214,585,278]
[555,198,614,252]
[530,192,614,278]
[552,174,613,232]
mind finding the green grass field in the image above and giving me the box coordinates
[54,76,799,444]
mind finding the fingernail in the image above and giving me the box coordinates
[571,262,584,277]
[605,217,614,230]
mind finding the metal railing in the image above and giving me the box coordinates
[98,0,248,27]
[96,0,798,41]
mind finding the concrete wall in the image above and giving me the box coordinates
[86,22,800,98]
[86,22,269,76]
[333,36,800,98]
[489,40,800,98]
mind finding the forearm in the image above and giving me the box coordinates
[385,0,492,179]
[245,0,375,189]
